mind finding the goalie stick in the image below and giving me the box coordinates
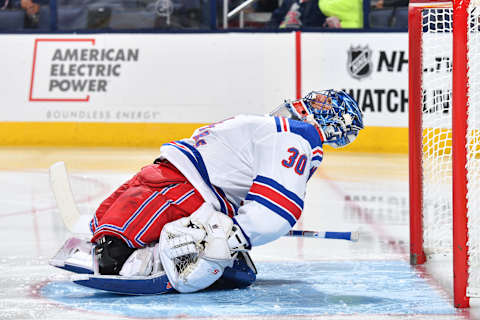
[49,161,82,233]
[49,161,360,241]
[286,230,359,241]
[49,161,92,234]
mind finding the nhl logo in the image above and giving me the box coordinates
[347,46,372,80]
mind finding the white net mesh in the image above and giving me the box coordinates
[421,4,480,297]
[466,3,480,297]
[421,7,453,256]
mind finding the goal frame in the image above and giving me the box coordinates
[408,0,470,308]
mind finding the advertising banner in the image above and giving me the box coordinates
[0,32,411,149]
[0,33,296,123]
[302,33,408,127]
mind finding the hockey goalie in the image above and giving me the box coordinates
[50,89,364,295]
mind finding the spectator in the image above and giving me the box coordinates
[20,0,48,28]
[318,0,363,28]
[1,0,23,9]
[268,0,326,28]
[370,0,408,28]
[1,0,11,10]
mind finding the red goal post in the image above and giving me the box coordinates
[408,0,477,308]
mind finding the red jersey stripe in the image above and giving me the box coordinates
[249,183,302,220]
[281,117,288,132]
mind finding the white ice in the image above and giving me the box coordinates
[0,148,477,319]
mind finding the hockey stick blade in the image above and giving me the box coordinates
[49,161,90,234]
[73,273,175,295]
[285,230,360,241]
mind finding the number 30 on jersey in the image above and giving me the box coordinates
[281,148,307,175]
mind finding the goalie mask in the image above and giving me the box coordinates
[270,90,364,148]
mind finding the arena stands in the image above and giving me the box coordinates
[0,0,408,31]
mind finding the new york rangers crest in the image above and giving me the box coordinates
[347,46,372,80]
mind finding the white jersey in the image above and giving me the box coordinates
[159,115,324,247]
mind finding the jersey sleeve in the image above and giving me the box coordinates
[233,131,312,246]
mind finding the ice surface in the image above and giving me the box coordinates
[41,261,456,318]
[0,150,475,319]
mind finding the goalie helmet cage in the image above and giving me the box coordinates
[409,0,480,308]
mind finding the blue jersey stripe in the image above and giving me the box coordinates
[134,189,196,246]
[274,117,282,132]
[176,141,227,213]
[177,141,211,182]
[253,175,303,209]
[94,223,126,234]
[175,189,196,204]
[287,119,322,150]
[160,184,179,194]
[93,185,175,235]
[134,201,172,246]
[168,141,231,214]
[93,183,185,248]
[95,227,134,247]
[214,184,238,214]
[93,191,160,235]
[273,117,323,149]
[123,191,160,228]
[245,194,297,227]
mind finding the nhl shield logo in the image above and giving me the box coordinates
[347,46,372,80]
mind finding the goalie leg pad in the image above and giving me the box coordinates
[174,258,226,293]
[119,246,154,277]
[119,244,164,277]
[214,251,257,289]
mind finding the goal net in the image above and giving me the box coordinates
[409,0,480,308]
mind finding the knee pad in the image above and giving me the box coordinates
[94,236,136,275]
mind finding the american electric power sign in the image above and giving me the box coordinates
[22,34,412,126]
[29,38,140,102]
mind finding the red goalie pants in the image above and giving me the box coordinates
[90,161,205,248]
